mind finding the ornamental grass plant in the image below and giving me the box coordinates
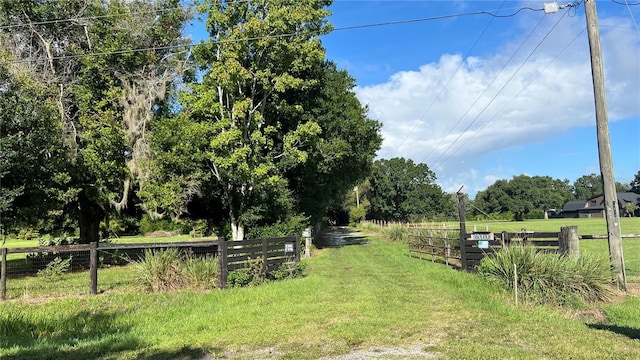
[477,244,614,306]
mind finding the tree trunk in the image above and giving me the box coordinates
[230,219,244,241]
[78,191,104,244]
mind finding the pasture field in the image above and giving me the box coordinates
[1,231,639,359]
[414,217,640,235]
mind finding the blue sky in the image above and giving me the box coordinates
[187,1,640,198]
[321,0,640,198]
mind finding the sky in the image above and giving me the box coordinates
[186,0,640,199]
[320,0,640,198]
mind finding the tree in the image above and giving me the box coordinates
[574,173,603,200]
[176,0,333,240]
[475,175,574,221]
[622,202,638,217]
[0,60,71,234]
[367,158,451,222]
[282,62,382,225]
[630,171,640,193]
[1,0,189,242]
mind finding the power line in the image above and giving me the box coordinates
[0,3,550,66]
[420,14,548,166]
[428,6,574,171]
[436,27,587,170]
[621,0,640,34]
[611,0,640,5]
[394,1,508,154]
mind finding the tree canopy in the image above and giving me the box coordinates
[366,158,452,222]
[474,175,574,220]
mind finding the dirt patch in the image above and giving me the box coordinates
[321,345,440,359]
[145,230,176,238]
[626,281,640,297]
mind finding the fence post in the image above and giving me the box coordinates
[457,192,468,271]
[90,242,98,295]
[560,226,580,258]
[445,243,450,266]
[1,248,7,300]
[217,241,228,289]
[294,235,301,263]
[262,238,268,273]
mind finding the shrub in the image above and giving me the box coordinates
[384,225,408,242]
[246,215,309,239]
[348,206,366,226]
[139,215,182,235]
[182,255,219,290]
[37,256,72,277]
[134,249,184,292]
[270,258,305,280]
[227,257,266,288]
[477,245,614,306]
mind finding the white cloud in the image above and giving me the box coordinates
[355,12,640,197]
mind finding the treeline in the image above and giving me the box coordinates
[0,0,381,242]
[345,163,640,224]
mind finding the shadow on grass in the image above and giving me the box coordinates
[0,310,141,360]
[587,323,640,340]
[314,227,370,249]
[133,345,224,360]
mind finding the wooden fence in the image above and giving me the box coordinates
[1,236,300,300]
[407,228,461,266]
[408,226,580,272]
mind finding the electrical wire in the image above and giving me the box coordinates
[428,7,574,171]
[611,0,640,6]
[394,1,508,155]
[435,28,587,171]
[420,13,548,167]
[622,0,640,35]
[0,4,547,66]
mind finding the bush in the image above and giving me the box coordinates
[348,206,366,226]
[139,215,182,235]
[477,245,614,306]
[227,257,266,288]
[37,256,72,277]
[133,249,221,292]
[384,225,408,242]
[182,255,219,290]
[246,215,309,239]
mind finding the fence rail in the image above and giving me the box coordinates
[1,236,301,300]
[407,226,580,271]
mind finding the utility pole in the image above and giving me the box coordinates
[583,0,626,291]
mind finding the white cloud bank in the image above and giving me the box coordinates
[355,13,640,196]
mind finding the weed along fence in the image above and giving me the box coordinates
[1,236,301,300]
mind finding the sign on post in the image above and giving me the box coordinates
[471,232,494,249]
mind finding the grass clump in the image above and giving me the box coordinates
[384,224,408,242]
[477,245,614,306]
[134,249,219,292]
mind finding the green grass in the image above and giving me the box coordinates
[1,231,639,359]
[466,217,640,235]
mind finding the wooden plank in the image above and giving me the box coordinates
[526,240,559,247]
[7,244,92,254]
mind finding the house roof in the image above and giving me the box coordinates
[618,192,640,204]
[587,192,640,205]
[562,200,586,212]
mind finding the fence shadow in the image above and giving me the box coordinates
[0,310,140,360]
[587,323,640,341]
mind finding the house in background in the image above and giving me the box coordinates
[560,192,640,218]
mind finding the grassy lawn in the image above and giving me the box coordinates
[1,231,639,359]
[461,217,640,235]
